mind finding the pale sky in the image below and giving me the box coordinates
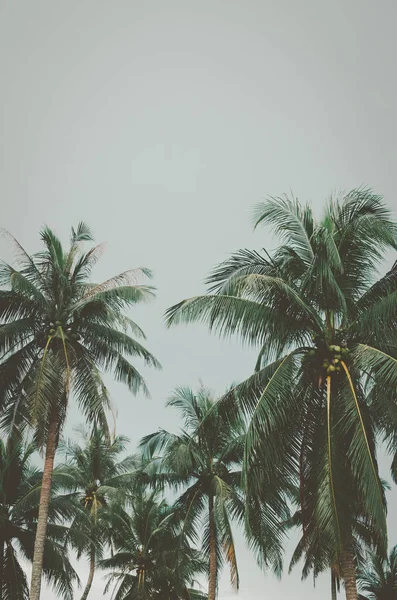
[1,1,397,598]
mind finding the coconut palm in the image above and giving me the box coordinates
[57,426,140,600]
[101,484,207,600]
[357,545,397,599]
[0,223,160,600]
[0,432,78,600]
[140,385,288,600]
[165,189,397,599]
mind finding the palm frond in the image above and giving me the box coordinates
[253,194,314,266]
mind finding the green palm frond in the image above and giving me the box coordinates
[165,187,397,588]
[339,364,387,543]
[70,222,94,243]
[57,427,140,572]
[2,542,29,600]
[100,485,206,600]
[140,385,288,592]
[0,224,159,598]
[253,194,314,265]
[0,223,159,445]
[357,544,397,599]
[206,248,275,294]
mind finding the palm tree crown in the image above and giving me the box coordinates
[0,223,160,439]
[101,483,207,600]
[0,223,160,600]
[58,427,139,600]
[358,545,397,599]
[140,386,243,600]
[165,189,397,599]
[141,385,288,600]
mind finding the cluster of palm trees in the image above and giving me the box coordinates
[1,188,397,600]
[0,424,209,599]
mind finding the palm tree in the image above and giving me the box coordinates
[101,483,207,600]
[0,432,78,599]
[140,385,287,600]
[0,223,160,600]
[357,545,397,599]
[58,426,139,600]
[165,189,397,599]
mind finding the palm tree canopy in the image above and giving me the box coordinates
[165,189,397,563]
[0,223,160,444]
[0,433,79,599]
[59,426,139,510]
[140,386,289,582]
[101,483,207,600]
[57,426,140,560]
[358,545,397,599]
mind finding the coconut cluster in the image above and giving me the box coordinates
[47,320,81,341]
[304,336,350,376]
[320,344,349,375]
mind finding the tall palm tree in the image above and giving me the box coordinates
[0,433,78,600]
[357,545,397,599]
[165,190,397,599]
[0,223,160,600]
[101,483,207,600]
[140,386,287,600]
[58,426,139,600]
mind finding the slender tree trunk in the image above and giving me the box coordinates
[80,547,95,600]
[208,495,217,600]
[341,545,358,600]
[331,571,337,600]
[29,412,58,600]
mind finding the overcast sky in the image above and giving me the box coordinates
[1,1,397,598]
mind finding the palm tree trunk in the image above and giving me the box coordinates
[29,412,58,600]
[341,545,358,600]
[80,547,95,600]
[331,571,337,600]
[208,495,217,600]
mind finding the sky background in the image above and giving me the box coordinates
[1,0,397,598]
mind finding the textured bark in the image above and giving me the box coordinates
[208,495,217,600]
[331,571,337,600]
[80,548,96,600]
[29,414,58,600]
[341,546,358,600]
